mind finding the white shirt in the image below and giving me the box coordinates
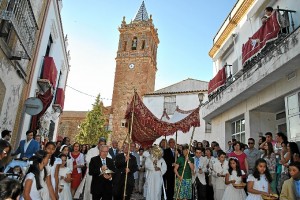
[24,139,33,153]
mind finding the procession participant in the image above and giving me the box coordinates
[82,137,109,200]
[12,130,40,160]
[212,151,228,200]
[70,142,85,197]
[89,145,115,200]
[174,144,194,200]
[163,138,176,200]
[130,142,140,192]
[144,145,167,200]
[113,143,138,200]
[193,147,208,200]
[58,153,72,200]
[108,140,119,160]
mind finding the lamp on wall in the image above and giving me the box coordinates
[198,93,204,106]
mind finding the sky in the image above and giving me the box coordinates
[61,0,237,111]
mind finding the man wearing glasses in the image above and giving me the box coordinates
[11,130,40,160]
[244,138,261,174]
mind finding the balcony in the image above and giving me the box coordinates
[37,57,58,92]
[203,9,300,121]
[0,0,38,60]
[52,88,65,113]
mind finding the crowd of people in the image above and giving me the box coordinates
[0,129,300,200]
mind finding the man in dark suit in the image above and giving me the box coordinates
[108,140,119,160]
[163,138,176,200]
[12,130,40,160]
[113,143,138,200]
[89,145,115,200]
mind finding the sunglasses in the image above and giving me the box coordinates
[248,142,254,144]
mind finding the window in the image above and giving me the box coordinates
[123,41,127,51]
[132,37,137,50]
[45,35,53,57]
[231,118,245,143]
[121,119,126,127]
[285,91,300,139]
[0,0,15,42]
[164,96,176,115]
[205,121,212,133]
[141,40,145,50]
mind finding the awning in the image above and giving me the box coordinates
[125,92,200,147]
[242,11,281,65]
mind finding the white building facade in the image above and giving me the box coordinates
[202,0,300,149]
[143,79,212,144]
[20,0,70,142]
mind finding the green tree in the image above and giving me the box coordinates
[75,94,110,145]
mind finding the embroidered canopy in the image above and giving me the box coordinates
[125,92,200,147]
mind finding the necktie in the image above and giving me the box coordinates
[196,158,200,169]
[113,149,116,155]
[102,159,106,165]
[172,149,175,157]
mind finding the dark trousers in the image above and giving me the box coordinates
[113,184,133,200]
[205,173,214,200]
[164,174,175,200]
[92,193,112,200]
[195,177,207,200]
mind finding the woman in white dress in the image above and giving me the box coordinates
[144,146,167,200]
[22,150,54,200]
[60,145,73,171]
[58,154,72,200]
[246,158,273,200]
[222,157,246,200]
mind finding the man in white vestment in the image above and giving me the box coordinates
[144,146,167,200]
[82,137,111,200]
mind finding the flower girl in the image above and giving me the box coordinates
[222,157,246,200]
[246,158,273,200]
[58,154,72,200]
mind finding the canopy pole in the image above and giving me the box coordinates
[123,90,136,200]
[175,126,196,200]
[173,131,178,193]
[164,135,167,149]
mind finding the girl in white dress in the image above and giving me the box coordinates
[222,157,247,200]
[58,154,72,200]
[246,158,273,200]
[22,150,48,200]
[212,151,228,200]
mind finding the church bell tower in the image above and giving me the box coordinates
[110,1,159,143]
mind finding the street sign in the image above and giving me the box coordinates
[24,97,43,115]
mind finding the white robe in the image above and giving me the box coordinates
[144,156,167,200]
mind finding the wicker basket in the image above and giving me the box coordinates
[262,194,278,200]
[233,182,246,189]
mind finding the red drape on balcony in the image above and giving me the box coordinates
[55,88,65,110]
[125,92,200,147]
[31,89,54,130]
[208,67,226,94]
[42,56,58,87]
[242,11,281,65]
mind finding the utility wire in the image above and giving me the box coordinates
[66,85,112,101]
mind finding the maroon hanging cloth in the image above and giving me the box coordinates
[30,89,54,130]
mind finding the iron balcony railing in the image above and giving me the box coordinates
[0,0,38,60]
[208,7,297,102]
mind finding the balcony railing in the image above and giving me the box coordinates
[0,0,38,60]
[208,7,297,102]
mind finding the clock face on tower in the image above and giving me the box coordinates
[129,63,135,69]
